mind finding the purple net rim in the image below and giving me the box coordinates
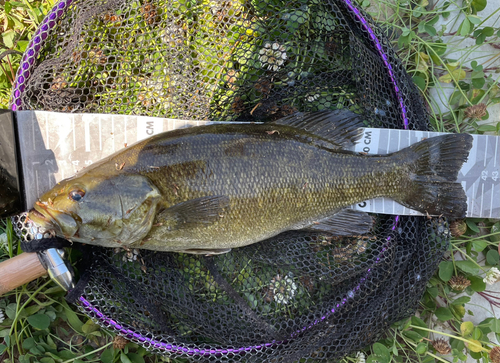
[10,0,74,110]
[11,0,410,356]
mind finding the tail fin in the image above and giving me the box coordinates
[395,133,473,218]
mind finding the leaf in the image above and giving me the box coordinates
[472,327,482,340]
[5,304,17,320]
[439,261,454,282]
[451,304,466,319]
[472,239,488,252]
[402,330,423,342]
[416,342,427,355]
[438,69,466,83]
[487,250,500,265]
[472,77,485,89]
[471,0,487,11]
[82,319,100,335]
[412,75,426,91]
[456,260,480,275]
[120,352,133,363]
[467,339,482,353]
[424,24,437,36]
[370,342,391,363]
[427,286,438,298]
[435,307,453,321]
[467,15,482,25]
[126,353,146,363]
[27,314,51,330]
[491,222,500,243]
[22,337,36,350]
[489,318,500,333]
[0,344,7,355]
[60,299,84,333]
[100,348,115,363]
[1,30,15,48]
[469,275,486,292]
[458,18,471,36]
[449,90,464,105]
[461,321,474,336]
[451,296,471,305]
[471,89,486,104]
[411,316,429,337]
[466,219,480,233]
[483,27,495,36]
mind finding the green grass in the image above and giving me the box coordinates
[1,0,500,362]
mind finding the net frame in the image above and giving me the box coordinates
[9,0,446,361]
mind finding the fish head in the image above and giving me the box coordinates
[28,173,161,247]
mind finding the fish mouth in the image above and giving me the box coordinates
[29,202,74,238]
[29,202,54,226]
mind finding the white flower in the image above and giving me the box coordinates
[271,273,297,304]
[355,352,366,363]
[483,267,500,285]
[306,93,320,102]
[0,308,5,324]
[259,42,287,72]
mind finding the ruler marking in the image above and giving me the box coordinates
[124,118,127,145]
[494,136,498,167]
[99,115,102,151]
[84,117,91,152]
[35,169,39,197]
[471,182,476,217]
[112,115,115,152]
[480,183,484,217]
[72,115,76,151]
[45,112,49,149]
[386,129,391,153]
[490,183,494,219]
[484,136,488,167]
[32,111,36,150]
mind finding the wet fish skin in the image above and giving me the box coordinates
[28,111,472,253]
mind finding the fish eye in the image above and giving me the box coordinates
[69,189,85,202]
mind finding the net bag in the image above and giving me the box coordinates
[10,0,449,361]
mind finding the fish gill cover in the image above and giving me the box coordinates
[11,0,448,361]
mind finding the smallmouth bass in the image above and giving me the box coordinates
[28,110,473,254]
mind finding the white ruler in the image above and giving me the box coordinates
[16,111,500,219]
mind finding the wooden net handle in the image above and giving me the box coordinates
[0,253,47,296]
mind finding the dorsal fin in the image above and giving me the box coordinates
[272,109,364,148]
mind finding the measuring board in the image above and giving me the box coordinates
[15,111,500,219]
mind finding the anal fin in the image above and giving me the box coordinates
[302,209,373,236]
[177,248,232,255]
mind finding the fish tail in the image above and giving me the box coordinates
[395,133,473,217]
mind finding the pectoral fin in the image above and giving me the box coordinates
[302,209,373,236]
[159,195,230,224]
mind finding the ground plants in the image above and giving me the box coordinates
[1,0,500,362]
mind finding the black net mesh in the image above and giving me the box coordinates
[10,0,449,361]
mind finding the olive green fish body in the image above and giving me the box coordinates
[29,111,473,253]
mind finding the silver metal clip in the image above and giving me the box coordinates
[37,248,75,291]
